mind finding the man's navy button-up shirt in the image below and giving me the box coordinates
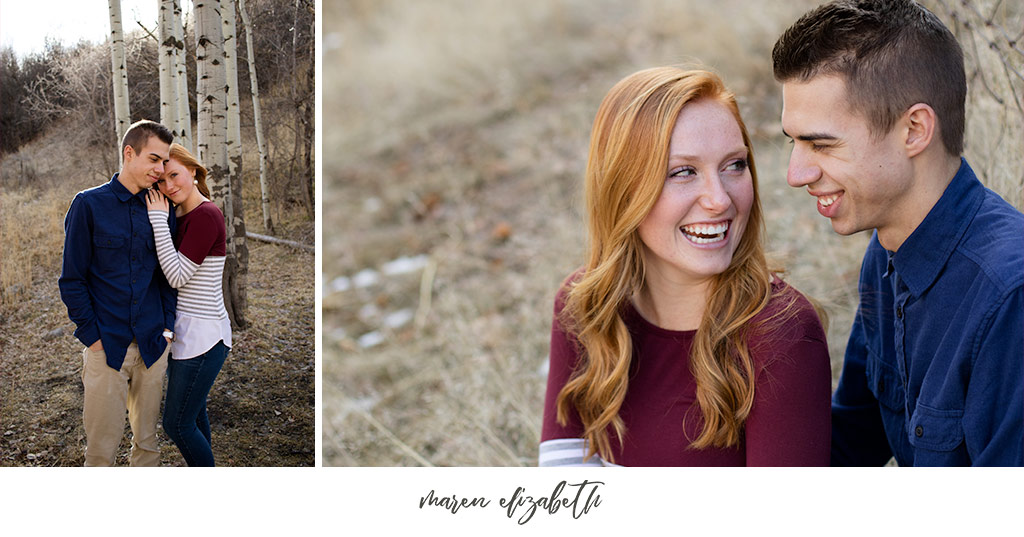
[58,175,176,370]
[831,159,1024,466]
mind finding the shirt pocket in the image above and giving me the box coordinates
[865,348,904,412]
[908,403,965,453]
[92,233,127,272]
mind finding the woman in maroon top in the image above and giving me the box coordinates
[145,143,231,466]
[540,67,831,466]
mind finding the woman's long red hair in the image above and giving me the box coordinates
[557,67,795,462]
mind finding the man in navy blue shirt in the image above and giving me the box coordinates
[772,0,1023,465]
[59,119,177,466]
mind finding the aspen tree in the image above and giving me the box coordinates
[108,0,131,162]
[196,0,248,328]
[238,0,272,232]
[158,0,180,139]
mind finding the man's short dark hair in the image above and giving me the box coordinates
[772,0,966,156]
[120,119,174,156]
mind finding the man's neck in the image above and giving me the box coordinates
[877,153,961,252]
[115,170,142,195]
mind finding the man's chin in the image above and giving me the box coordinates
[828,217,859,236]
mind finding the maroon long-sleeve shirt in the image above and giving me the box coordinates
[541,278,831,466]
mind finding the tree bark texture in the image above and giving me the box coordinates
[196,0,247,329]
[158,0,180,139]
[108,0,131,162]
[173,0,193,151]
[221,0,248,273]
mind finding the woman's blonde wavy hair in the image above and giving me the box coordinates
[557,67,791,463]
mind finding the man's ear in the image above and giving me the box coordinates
[123,144,135,163]
[903,103,937,158]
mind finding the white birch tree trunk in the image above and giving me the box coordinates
[222,1,248,254]
[158,0,180,138]
[173,0,193,151]
[196,0,247,328]
[108,0,131,163]
[238,0,272,233]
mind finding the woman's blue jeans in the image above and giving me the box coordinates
[163,340,227,466]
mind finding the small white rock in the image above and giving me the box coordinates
[381,255,429,276]
[358,331,385,348]
[382,308,414,329]
[352,269,380,288]
[325,276,351,294]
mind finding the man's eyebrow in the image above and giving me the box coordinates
[782,128,838,142]
[147,153,164,159]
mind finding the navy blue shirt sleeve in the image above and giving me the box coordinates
[58,192,100,348]
[964,288,1024,466]
[159,209,177,330]
[831,237,895,466]
[831,306,894,466]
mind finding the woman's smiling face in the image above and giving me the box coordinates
[636,98,754,286]
[156,157,195,205]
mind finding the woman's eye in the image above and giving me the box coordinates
[725,159,748,172]
[669,166,696,179]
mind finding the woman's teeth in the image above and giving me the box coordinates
[681,222,728,243]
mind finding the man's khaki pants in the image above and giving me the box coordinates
[81,342,169,466]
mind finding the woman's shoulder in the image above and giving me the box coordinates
[188,201,226,228]
[553,267,586,312]
[753,277,827,344]
[195,200,224,217]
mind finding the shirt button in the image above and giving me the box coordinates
[896,305,903,319]
[915,425,924,437]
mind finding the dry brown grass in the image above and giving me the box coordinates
[323,0,1022,466]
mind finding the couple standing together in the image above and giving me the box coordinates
[59,119,231,466]
[541,0,1023,466]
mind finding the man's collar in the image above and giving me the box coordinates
[110,173,145,202]
[890,158,984,296]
